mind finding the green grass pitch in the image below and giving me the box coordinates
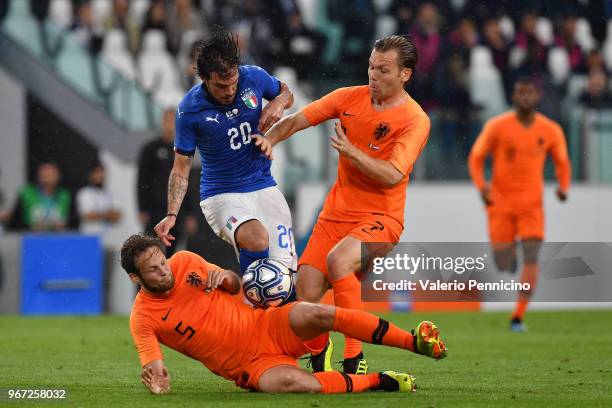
[1,310,611,407]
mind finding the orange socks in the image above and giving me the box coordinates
[314,371,381,393]
[330,274,363,358]
[512,263,538,320]
[332,307,415,352]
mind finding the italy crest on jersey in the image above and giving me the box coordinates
[241,89,258,109]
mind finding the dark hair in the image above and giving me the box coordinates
[373,35,418,85]
[514,75,540,90]
[120,234,165,276]
[195,26,240,80]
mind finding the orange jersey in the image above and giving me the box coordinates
[302,86,430,228]
[468,111,571,208]
[129,251,261,383]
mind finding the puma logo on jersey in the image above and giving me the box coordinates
[206,114,220,124]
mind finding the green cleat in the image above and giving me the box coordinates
[413,321,447,360]
[378,371,417,392]
[307,338,334,373]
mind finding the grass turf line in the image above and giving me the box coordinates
[0,310,611,407]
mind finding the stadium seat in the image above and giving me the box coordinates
[1,0,43,57]
[498,15,515,41]
[138,30,181,106]
[373,0,393,13]
[469,46,507,119]
[376,14,397,40]
[177,29,203,75]
[509,46,526,69]
[576,18,595,53]
[49,0,73,30]
[101,29,136,80]
[129,0,150,28]
[314,0,343,64]
[91,0,112,28]
[56,33,99,102]
[535,17,553,46]
[603,21,612,71]
[548,47,571,84]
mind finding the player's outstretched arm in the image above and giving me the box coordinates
[258,82,294,133]
[264,111,312,147]
[154,152,193,246]
[141,359,171,394]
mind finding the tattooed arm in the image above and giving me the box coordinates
[154,152,193,247]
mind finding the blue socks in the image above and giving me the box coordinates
[239,247,269,276]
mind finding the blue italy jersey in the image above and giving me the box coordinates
[174,65,280,201]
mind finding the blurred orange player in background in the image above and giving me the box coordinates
[468,77,572,331]
[263,35,430,373]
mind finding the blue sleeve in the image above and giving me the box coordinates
[251,66,281,101]
[174,108,197,156]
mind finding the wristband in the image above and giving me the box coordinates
[167,213,177,218]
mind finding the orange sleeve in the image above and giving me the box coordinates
[468,120,496,191]
[130,313,163,367]
[302,87,352,126]
[388,113,431,176]
[549,123,571,192]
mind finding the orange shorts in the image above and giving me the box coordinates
[487,205,544,243]
[299,214,402,279]
[239,303,327,390]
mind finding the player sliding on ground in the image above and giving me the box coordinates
[121,234,447,395]
[260,35,430,374]
[468,77,571,331]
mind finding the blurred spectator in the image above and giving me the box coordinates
[554,15,586,73]
[328,0,376,64]
[166,0,207,55]
[142,0,167,33]
[579,68,612,109]
[269,0,326,80]
[391,0,454,29]
[482,18,511,99]
[448,17,479,66]
[436,51,479,158]
[8,161,71,232]
[104,0,141,55]
[180,38,203,90]
[137,108,200,255]
[70,0,102,52]
[514,11,548,67]
[76,162,121,237]
[409,2,442,108]
[584,0,611,46]
[584,48,608,74]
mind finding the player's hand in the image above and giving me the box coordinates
[253,134,274,160]
[331,122,357,158]
[258,99,284,133]
[141,366,170,394]
[154,216,176,247]
[556,188,568,202]
[480,187,493,206]
[205,269,232,293]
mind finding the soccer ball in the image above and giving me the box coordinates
[242,259,294,308]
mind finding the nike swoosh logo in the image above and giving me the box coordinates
[342,111,356,116]
[161,307,172,321]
